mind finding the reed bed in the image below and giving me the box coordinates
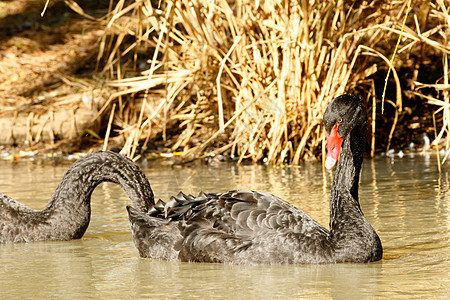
[18,0,450,164]
[99,0,377,163]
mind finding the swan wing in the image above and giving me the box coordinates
[177,189,330,264]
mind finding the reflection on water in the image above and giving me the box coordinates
[0,155,449,298]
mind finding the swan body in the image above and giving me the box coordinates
[127,94,382,264]
[0,151,153,243]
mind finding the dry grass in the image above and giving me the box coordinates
[2,0,449,165]
[98,0,388,163]
[0,0,105,147]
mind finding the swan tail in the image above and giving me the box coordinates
[126,206,181,260]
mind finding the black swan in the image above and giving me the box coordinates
[127,95,383,264]
[126,94,382,264]
[0,151,153,243]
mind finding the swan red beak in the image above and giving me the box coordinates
[325,124,343,169]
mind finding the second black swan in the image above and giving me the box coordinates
[0,151,153,243]
[127,94,383,264]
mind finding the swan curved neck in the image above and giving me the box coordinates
[1,152,154,243]
[42,152,154,240]
[48,153,153,212]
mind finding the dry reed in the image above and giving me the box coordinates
[98,0,385,163]
[6,0,449,165]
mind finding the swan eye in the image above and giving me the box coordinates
[337,118,343,123]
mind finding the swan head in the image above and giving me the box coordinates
[323,94,367,169]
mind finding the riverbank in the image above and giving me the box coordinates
[0,1,448,164]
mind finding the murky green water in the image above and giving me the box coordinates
[0,154,448,299]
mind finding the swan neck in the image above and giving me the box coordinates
[42,152,154,239]
[48,153,154,213]
[329,127,364,230]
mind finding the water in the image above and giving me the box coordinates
[0,155,448,299]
